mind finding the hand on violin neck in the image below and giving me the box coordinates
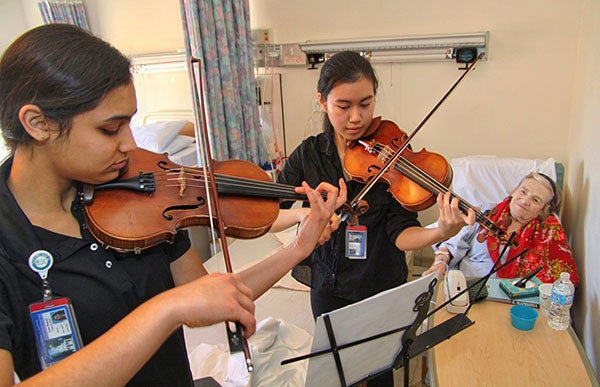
[435,192,477,240]
[293,178,348,212]
[291,179,347,255]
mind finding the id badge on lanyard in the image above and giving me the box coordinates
[345,224,367,259]
[28,250,83,369]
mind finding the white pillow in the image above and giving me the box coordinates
[131,120,188,152]
[450,155,557,206]
[163,135,195,155]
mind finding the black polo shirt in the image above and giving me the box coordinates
[277,129,420,302]
[0,157,193,386]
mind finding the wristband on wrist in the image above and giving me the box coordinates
[433,250,450,270]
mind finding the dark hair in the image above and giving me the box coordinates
[0,24,132,153]
[317,51,379,133]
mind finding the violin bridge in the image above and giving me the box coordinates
[358,139,373,153]
[178,167,186,197]
[378,145,393,164]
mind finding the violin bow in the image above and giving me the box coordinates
[348,52,485,214]
[188,57,254,373]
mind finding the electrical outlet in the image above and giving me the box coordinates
[251,29,272,45]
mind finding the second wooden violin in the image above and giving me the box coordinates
[344,116,516,246]
[345,117,452,212]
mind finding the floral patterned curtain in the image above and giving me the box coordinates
[38,0,90,31]
[179,0,267,165]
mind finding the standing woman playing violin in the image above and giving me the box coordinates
[0,24,345,386]
[276,50,475,386]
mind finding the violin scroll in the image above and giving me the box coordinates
[340,200,369,226]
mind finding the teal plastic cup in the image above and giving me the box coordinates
[510,304,539,331]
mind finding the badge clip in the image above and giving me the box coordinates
[29,250,54,301]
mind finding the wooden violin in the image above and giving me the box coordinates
[344,117,516,247]
[82,148,310,252]
[345,117,451,212]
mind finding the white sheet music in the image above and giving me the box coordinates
[305,272,437,386]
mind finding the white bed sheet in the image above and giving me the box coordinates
[169,142,199,166]
[184,227,314,385]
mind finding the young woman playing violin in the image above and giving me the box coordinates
[275,50,475,386]
[424,172,579,286]
[0,24,346,386]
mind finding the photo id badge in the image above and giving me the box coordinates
[29,297,83,369]
[346,225,367,259]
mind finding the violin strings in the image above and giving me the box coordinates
[374,142,450,194]
[146,168,314,200]
[373,143,497,230]
[157,172,296,195]
[211,174,329,200]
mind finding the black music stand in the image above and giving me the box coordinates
[282,239,524,387]
[281,272,467,386]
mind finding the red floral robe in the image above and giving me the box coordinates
[486,197,579,286]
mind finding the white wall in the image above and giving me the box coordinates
[84,0,192,127]
[565,0,600,376]
[2,0,598,379]
[0,0,30,159]
[85,0,186,54]
[250,0,584,234]
[0,1,28,52]
[250,0,580,163]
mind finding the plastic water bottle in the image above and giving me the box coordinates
[548,272,575,331]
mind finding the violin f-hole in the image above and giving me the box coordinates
[162,198,206,220]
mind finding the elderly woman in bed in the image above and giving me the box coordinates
[424,172,579,286]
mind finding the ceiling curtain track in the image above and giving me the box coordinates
[179,0,267,165]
